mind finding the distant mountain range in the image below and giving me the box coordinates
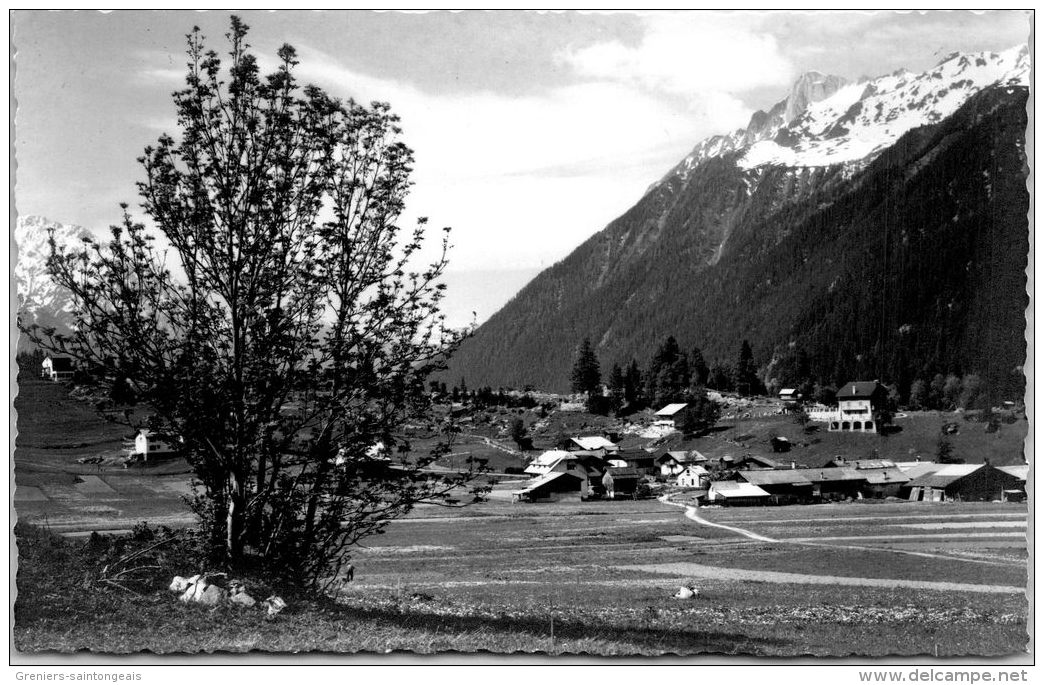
[443,46,1030,397]
[15,215,89,347]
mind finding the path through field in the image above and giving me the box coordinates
[659,496,1026,568]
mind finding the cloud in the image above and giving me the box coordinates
[557,12,796,102]
[288,44,751,271]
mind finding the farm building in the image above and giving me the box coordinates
[823,457,897,469]
[41,355,76,382]
[599,467,641,499]
[654,403,689,428]
[676,464,710,488]
[735,466,909,501]
[512,470,588,502]
[556,436,619,454]
[524,450,575,475]
[828,381,887,432]
[656,450,706,477]
[778,388,800,402]
[997,464,1028,502]
[706,480,771,506]
[903,464,1024,502]
[770,436,792,453]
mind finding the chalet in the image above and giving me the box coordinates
[903,463,1023,502]
[676,464,710,488]
[733,469,814,502]
[778,388,800,402]
[41,355,75,382]
[127,430,179,461]
[557,436,619,455]
[770,436,792,453]
[656,450,706,477]
[828,381,887,432]
[706,480,771,506]
[654,403,689,428]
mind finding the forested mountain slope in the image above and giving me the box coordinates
[445,69,1029,398]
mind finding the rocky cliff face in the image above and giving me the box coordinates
[444,46,1030,397]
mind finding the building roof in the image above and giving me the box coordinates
[709,481,771,498]
[859,467,910,485]
[513,470,583,496]
[655,403,689,417]
[570,436,617,451]
[736,470,814,486]
[524,450,572,474]
[678,464,709,476]
[906,463,986,488]
[657,450,706,464]
[998,464,1029,481]
[895,462,944,480]
[737,454,784,469]
[836,381,883,400]
[824,457,898,469]
[779,388,797,396]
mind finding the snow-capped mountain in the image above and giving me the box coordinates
[661,45,1028,186]
[445,45,1030,397]
[15,214,89,331]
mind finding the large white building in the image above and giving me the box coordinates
[827,381,886,432]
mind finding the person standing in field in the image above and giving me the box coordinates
[602,470,615,500]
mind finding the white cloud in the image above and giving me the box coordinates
[558,12,795,102]
[291,45,750,273]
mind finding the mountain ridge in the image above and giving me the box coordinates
[443,46,1030,398]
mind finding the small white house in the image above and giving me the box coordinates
[654,403,689,428]
[41,355,75,382]
[131,430,178,460]
[676,464,710,488]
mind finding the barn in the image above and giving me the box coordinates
[706,480,771,506]
[903,463,1023,502]
[654,403,689,428]
[512,471,588,502]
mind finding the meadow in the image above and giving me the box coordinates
[13,377,1030,657]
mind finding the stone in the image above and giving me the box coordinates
[263,595,287,617]
[199,584,229,606]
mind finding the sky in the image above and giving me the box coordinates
[12,10,1031,326]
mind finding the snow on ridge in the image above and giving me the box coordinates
[737,44,1029,170]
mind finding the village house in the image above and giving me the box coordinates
[828,381,887,432]
[524,449,574,475]
[41,355,76,382]
[676,464,710,488]
[617,448,657,475]
[653,403,688,428]
[903,463,1023,502]
[733,464,909,502]
[656,450,706,478]
[556,436,620,455]
[125,429,179,463]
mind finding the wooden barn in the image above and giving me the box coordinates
[41,355,76,382]
[706,480,771,506]
[903,464,1023,502]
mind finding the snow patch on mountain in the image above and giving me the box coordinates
[15,214,90,319]
[738,45,1029,170]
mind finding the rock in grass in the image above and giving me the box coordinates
[674,586,699,599]
[169,576,192,593]
[199,584,228,606]
[263,595,287,617]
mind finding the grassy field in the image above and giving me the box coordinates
[13,377,1030,657]
[14,496,1029,656]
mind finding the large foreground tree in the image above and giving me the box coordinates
[23,17,480,590]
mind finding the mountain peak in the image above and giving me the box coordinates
[783,71,848,123]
